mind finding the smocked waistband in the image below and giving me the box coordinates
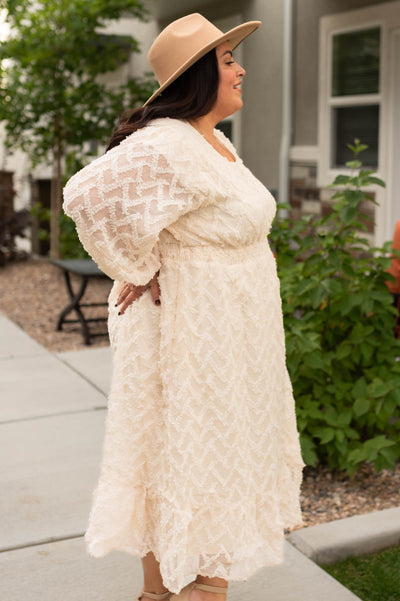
[159,239,270,264]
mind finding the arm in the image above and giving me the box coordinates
[63,132,207,286]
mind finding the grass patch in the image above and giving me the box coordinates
[322,545,400,601]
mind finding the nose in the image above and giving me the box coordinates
[237,63,246,77]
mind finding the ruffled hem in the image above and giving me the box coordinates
[85,460,304,594]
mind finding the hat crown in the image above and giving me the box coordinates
[148,13,223,86]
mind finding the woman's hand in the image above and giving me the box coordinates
[116,272,160,315]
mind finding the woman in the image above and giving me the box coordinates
[63,13,305,601]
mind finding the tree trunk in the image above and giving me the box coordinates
[50,143,62,259]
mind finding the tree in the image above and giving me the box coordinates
[0,0,155,258]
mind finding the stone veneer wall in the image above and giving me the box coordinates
[289,161,376,245]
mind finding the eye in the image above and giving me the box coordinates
[226,60,234,65]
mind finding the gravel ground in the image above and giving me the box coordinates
[1,258,400,529]
[0,257,112,353]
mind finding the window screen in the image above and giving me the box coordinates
[333,104,379,167]
[332,27,380,96]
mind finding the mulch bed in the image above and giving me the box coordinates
[299,462,400,528]
[1,258,400,528]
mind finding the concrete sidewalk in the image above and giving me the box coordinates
[1,311,396,600]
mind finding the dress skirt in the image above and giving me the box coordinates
[84,239,305,593]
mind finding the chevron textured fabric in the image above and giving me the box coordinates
[63,118,305,593]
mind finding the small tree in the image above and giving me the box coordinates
[269,140,400,475]
[0,0,155,258]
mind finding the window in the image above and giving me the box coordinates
[318,3,400,245]
[332,27,380,96]
[333,104,379,166]
[329,27,381,168]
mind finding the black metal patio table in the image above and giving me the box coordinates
[52,259,110,345]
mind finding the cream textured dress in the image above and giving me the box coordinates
[63,117,305,594]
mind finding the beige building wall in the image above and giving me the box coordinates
[241,0,284,193]
[102,15,158,80]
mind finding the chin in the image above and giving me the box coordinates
[232,96,244,112]
[221,101,243,119]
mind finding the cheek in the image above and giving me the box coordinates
[217,72,235,103]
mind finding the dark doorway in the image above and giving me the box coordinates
[31,178,51,256]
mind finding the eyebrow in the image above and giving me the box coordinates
[221,50,233,57]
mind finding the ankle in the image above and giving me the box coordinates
[195,577,227,589]
[191,591,226,601]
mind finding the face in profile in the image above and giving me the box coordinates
[214,41,246,119]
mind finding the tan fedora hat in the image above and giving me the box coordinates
[144,13,261,106]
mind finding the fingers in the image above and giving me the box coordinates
[117,283,145,315]
[118,288,142,315]
[150,273,161,306]
[116,272,161,315]
[116,282,132,306]
[117,283,145,306]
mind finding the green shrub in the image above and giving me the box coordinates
[269,140,400,474]
[58,212,89,259]
[30,202,88,259]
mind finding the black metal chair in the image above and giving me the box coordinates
[52,259,110,345]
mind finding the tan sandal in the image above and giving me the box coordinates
[136,590,172,601]
[170,581,228,601]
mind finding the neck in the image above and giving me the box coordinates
[188,111,220,138]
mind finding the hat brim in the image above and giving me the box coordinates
[143,20,261,107]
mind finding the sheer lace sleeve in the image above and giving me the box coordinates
[62,128,207,285]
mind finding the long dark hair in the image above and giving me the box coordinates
[107,48,219,151]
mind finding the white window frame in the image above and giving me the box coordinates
[318,1,400,244]
[320,20,383,179]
